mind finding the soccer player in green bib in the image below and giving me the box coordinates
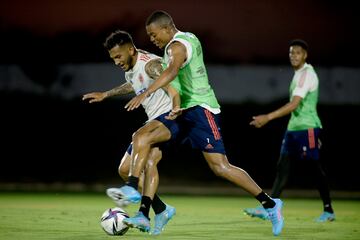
[123,10,284,236]
[244,39,335,222]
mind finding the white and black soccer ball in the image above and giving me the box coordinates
[100,207,129,236]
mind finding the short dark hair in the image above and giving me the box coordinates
[146,10,174,27]
[103,30,134,50]
[289,39,308,51]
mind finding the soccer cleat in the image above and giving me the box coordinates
[150,204,176,235]
[243,206,269,220]
[316,211,335,222]
[265,198,284,236]
[123,211,151,232]
[106,186,141,207]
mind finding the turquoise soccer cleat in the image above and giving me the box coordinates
[106,186,141,207]
[243,206,269,220]
[150,204,176,235]
[316,211,335,222]
[123,211,151,232]
[265,198,284,236]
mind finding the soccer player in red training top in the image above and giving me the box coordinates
[82,30,180,234]
[121,10,284,236]
[244,39,335,223]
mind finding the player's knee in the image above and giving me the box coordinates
[205,154,230,177]
[132,131,150,148]
[146,159,155,169]
[149,149,162,164]
[144,158,158,173]
[210,163,228,177]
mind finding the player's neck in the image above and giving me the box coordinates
[130,51,138,69]
[170,28,179,38]
[293,62,305,71]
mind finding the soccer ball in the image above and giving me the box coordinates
[100,207,130,236]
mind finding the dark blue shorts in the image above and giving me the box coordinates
[126,111,179,154]
[126,143,133,155]
[154,111,180,141]
[177,106,226,154]
[280,128,321,160]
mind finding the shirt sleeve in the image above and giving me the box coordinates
[292,70,317,98]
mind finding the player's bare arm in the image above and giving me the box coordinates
[83,82,134,103]
[145,42,186,96]
[125,42,186,111]
[250,96,302,128]
[105,82,134,97]
[164,84,182,120]
[145,58,163,80]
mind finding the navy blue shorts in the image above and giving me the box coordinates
[126,111,179,154]
[177,106,226,154]
[280,128,321,160]
[126,143,133,155]
[154,111,180,141]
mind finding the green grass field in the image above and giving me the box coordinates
[0,192,359,240]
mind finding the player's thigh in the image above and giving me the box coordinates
[134,120,171,144]
[202,151,229,169]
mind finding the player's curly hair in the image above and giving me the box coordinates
[104,30,134,50]
[289,39,308,51]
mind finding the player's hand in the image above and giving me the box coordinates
[82,92,107,103]
[125,92,147,111]
[165,106,183,120]
[249,114,269,128]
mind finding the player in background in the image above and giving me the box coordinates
[82,30,180,234]
[244,39,335,222]
[121,10,284,236]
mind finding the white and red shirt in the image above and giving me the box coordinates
[125,50,172,121]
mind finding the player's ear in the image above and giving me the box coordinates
[129,46,136,56]
[304,50,308,60]
[163,25,171,34]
